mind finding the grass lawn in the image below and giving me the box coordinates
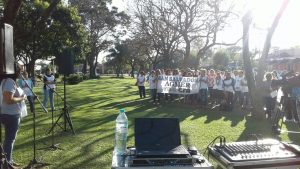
[12,76,300,169]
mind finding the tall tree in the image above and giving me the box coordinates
[14,1,85,75]
[256,0,290,84]
[125,37,148,77]
[106,42,129,77]
[242,11,260,117]
[133,0,181,68]
[133,0,239,69]
[70,0,130,77]
[163,0,235,67]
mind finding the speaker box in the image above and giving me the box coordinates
[0,23,14,75]
[58,48,74,76]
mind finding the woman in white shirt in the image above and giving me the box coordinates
[213,71,223,104]
[198,69,208,107]
[43,68,56,110]
[222,71,235,111]
[136,71,146,98]
[148,70,157,103]
[234,70,243,106]
[240,71,251,109]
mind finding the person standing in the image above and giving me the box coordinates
[234,70,243,106]
[213,71,223,105]
[223,71,235,111]
[207,69,216,104]
[43,68,56,110]
[18,71,34,112]
[148,70,157,103]
[136,71,146,99]
[240,71,251,109]
[261,73,277,118]
[198,69,208,107]
[0,69,26,166]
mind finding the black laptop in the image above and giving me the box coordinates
[134,118,190,158]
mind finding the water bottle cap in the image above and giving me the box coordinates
[120,109,125,113]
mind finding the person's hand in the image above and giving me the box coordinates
[22,95,27,101]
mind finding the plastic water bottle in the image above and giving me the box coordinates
[114,109,128,155]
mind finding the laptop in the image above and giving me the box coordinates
[134,118,190,158]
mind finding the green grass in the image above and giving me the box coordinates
[12,76,300,169]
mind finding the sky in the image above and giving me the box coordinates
[100,0,300,62]
[218,0,300,50]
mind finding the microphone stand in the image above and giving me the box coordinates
[19,74,51,169]
[50,74,75,134]
[37,75,63,151]
[36,76,75,134]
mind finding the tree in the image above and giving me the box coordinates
[14,1,86,75]
[133,0,239,69]
[125,37,148,78]
[256,0,290,84]
[212,50,229,70]
[1,0,22,24]
[242,11,259,117]
[70,0,130,77]
[133,0,181,68]
[106,42,129,77]
[162,0,235,67]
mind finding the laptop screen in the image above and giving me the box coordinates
[134,118,181,151]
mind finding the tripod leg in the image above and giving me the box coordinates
[65,109,75,135]
[47,112,64,135]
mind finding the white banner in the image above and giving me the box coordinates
[157,75,200,94]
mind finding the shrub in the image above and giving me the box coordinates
[67,74,83,85]
[82,74,89,80]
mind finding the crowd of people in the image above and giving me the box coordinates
[136,68,252,111]
[136,68,300,118]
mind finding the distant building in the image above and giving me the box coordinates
[266,48,300,73]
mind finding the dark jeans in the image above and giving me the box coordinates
[223,91,234,111]
[283,97,300,122]
[199,89,208,106]
[234,91,243,105]
[264,96,276,117]
[0,114,20,164]
[27,95,35,113]
[150,89,157,102]
[242,92,251,107]
[138,86,145,98]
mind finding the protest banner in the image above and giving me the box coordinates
[157,75,200,94]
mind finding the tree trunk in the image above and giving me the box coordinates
[196,50,205,70]
[2,0,22,25]
[82,60,87,74]
[242,11,263,118]
[256,0,290,84]
[89,52,96,78]
[131,64,135,78]
[183,36,191,68]
[28,58,36,77]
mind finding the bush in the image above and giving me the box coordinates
[82,74,89,80]
[67,74,83,85]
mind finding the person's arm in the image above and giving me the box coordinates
[3,79,26,104]
[3,91,25,104]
